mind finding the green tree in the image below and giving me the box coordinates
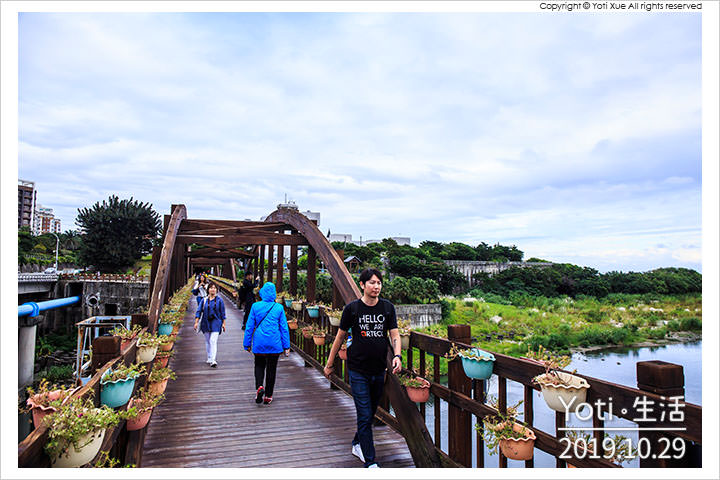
[76,196,161,272]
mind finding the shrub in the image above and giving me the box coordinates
[680,317,701,331]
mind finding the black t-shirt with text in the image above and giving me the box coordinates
[339,298,398,375]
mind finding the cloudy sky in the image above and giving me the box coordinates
[17,10,703,273]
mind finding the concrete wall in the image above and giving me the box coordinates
[395,304,442,329]
[443,260,554,288]
[39,279,150,333]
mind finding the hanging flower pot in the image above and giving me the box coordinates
[125,398,153,431]
[158,322,173,336]
[306,305,320,318]
[100,364,144,408]
[284,298,293,308]
[497,423,536,461]
[147,367,176,396]
[291,300,303,312]
[26,382,78,429]
[51,429,106,468]
[159,334,177,352]
[136,344,158,363]
[154,351,174,368]
[44,397,120,468]
[302,327,313,339]
[458,348,496,380]
[400,333,410,350]
[401,375,430,403]
[533,372,590,413]
[287,319,298,330]
[313,334,326,346]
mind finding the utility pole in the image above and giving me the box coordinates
[50,232,60,271]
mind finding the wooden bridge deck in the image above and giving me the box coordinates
[141,295,414,468]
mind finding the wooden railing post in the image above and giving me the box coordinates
[447,324,472,467]
[636,360,700,467]
[307,247,317,303]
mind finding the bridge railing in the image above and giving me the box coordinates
[278,298,701,468]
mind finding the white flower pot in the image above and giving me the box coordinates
[328,315,341,327]
[400,334,410,350]
[136,344,158,364]
[534,372,590,413]
[51,429,106,468]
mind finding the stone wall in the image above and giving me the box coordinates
[395,304,442,329]
[443,260,553,288]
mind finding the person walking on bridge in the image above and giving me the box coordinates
[243,282,291,405]
[192,273,209,307]
[236,271,258,329]
[193,282,226,368]
[324,268,402,468]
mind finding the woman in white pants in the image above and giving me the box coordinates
[193,283,226,368]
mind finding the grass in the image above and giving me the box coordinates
[126,254,152,276]
[405,293,701,376]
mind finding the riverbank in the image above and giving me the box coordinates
[570,331,702,354]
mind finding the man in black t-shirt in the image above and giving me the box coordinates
[324,268,402,468]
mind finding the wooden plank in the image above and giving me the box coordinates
[275,240,284,293]
[447,325,472,467]
[289,235,298,295]
[306,247,316,303]
[141,301,414,468]
[179,234,307,246]
[148,204,187,333]
[265,209,361,304]
[259,244,265,283]
[524,384,534,468]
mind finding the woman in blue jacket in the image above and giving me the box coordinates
[243,282,290,405]
[193,283,226,368]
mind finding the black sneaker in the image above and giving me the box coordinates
[210,361,217,368]
[255,386,264,404]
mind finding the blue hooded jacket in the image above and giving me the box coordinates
[243,282,290,354]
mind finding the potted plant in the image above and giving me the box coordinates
[125,388,165,431]
[93,450,136,468]
[135,332,162,363]
[287,317,298,330]
[25,379,78,429]
[110,324,142,350]
[147,366,176,396]
[398,373,430,403]
[291,300,303,312]
[479,398,535,461]
[100,362,145,408]
[398,318,411,350]
[157,313,176,336]
[43,397,124,468]
[306,304,320,318]
[312,327,326,346]
[301,325,313,339]
[564,429,637,467]
[158,334,177,352]
[338,341,348,361]
[325,307,342,327]
[527,346,590,413]
[154,350,174,368]
[458,347,495,380]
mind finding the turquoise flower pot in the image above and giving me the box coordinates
[158,323,173,336]
[307,306,319,318]
[284,299,293,308]
[459,348,495,380]
[100,371,138,408]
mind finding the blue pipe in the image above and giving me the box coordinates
[18,296,80,317]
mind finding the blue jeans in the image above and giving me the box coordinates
[349,369,385,467]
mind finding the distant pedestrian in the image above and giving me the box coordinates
[192,274,209,306]
[243,282,290,405]
[324,268,401,468]
[193,283,226,368]
[236,271,259,329]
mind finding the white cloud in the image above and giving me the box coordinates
[17,12,702,273]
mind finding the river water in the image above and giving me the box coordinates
[419,341,702,468]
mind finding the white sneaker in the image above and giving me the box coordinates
[206,359,212,364]
[367,463,379,468]
[351,444,365,463]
